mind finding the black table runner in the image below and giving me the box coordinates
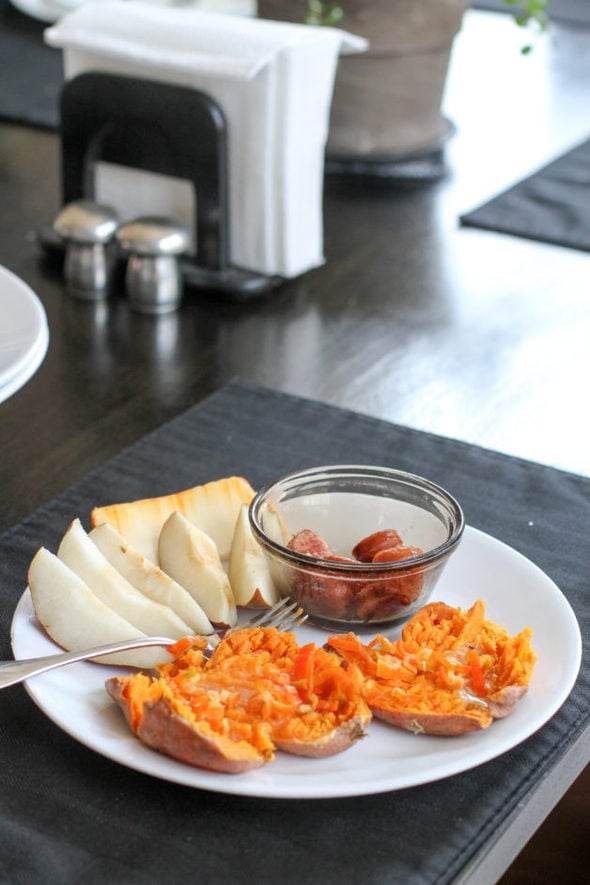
[0,380,588,883]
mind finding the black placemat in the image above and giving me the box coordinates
[0,380,588,884]
[0,0,62,130]
[460,136,590,252]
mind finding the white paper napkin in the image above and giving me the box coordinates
[45,3,367,279]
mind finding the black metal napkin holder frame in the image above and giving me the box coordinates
[43,72,281,299]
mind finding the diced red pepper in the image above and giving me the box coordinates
[466,649,487,697]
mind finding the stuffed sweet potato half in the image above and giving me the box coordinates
[107,600,535,772]
[326,600,536,736]
[106,627,371,773]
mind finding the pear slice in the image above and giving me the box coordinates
[228,504,280,608]
[28,548,171,669]
[158,511,237,627]
[58,518,193,639]
[90,522,213,636]
[90,476,255,563]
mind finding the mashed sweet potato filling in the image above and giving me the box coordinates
[116,626,370,762]
[109,601,536,768]
[326,600,536,733]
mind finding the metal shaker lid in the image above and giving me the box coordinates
[53,200,119,245]
[116,217,190,257]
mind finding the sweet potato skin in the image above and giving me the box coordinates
[486,685,528,719]
[275,715,368,757]
[135,697,267,774]
[106,677,267,773]
[371,683,527,735]
[106,678,132,727]
[371,707,490,736]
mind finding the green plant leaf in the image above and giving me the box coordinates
[303,1,343,27]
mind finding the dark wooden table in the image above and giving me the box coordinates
[1,10,589,881]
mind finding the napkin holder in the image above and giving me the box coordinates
[44,71,279,298]
[44,4,368,293]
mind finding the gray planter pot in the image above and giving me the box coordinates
[257,0,469,167]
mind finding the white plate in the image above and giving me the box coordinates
[0,266,49,404]
[10,0,78,23]
[10,0,254,24]
[0,324,49,405]
[10,526,582,798]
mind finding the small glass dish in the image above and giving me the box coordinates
[249,464,464,630]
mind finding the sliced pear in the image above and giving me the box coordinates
[90,476,255,563]
[90,522,213,636]
[228,504,279,608]
[158,511,237,626]
[28,547,172,668]
[58,518,193,638]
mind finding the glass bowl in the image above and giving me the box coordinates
[248,464,464,630]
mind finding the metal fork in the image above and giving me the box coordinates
[1,597,307,690]
[208,596,307,651]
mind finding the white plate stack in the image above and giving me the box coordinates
[0,266,49,405]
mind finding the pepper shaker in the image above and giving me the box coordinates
[115,217,190,314]
[53,200,119,299]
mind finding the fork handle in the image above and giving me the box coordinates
[0,637,175,690]
[3,599,302,690]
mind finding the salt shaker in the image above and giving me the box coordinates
[53,200,119,299]
[115,217,190,314]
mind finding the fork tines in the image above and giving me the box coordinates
[205,598,307,655]
[275,606,308,633]
[236,597,308,633]
[239,596,295,631]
